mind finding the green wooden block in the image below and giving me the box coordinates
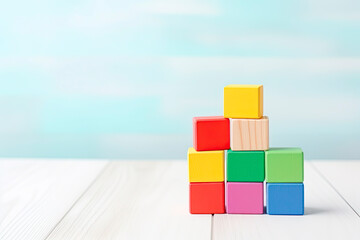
[265,148,304,182]
[226,150,265,182]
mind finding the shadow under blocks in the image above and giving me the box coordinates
[188,84,304,215]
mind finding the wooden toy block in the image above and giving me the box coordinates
[230,117,269,151]
[226,182,263,214]
[266,183,304,215]
[224,84,263,119]
[265,148,304,182]
[188,147,224,182]
[190,182,225,214]
[193,116,230,151]
[227,150,265,182]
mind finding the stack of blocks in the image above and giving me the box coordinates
[188,84,304,215]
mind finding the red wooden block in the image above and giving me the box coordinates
[189,182,225,214]
[193,116,230,151]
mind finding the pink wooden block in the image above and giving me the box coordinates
[226,182,264,214]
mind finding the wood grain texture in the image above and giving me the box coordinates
[230,117,269,151]
[213,162,360,240]
[47,160,211,240]
[312,160,360,216]
[0,159,107,240]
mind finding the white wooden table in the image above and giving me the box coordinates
[0,159,359,240]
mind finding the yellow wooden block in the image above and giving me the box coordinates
[188,147,224,182]
[224,84,263,119]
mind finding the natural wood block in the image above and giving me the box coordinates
[230,117,269,151]
[224,84,263,119]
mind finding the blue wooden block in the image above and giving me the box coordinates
[266,183,304,215]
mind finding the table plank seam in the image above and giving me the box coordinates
[211,214,214,240]
[309,161,360,218]
[44,161,111,240]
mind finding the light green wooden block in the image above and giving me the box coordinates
[265,148,304,182]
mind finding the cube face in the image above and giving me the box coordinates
[193,116,230,151]
[224,85,263,119]
[227,150,265,182]
[190,182,225,214]
[226,182,263,214]
[188,148,224,182]
[230,117,269,151]
[265,148,304,182]
[266,183,304,215]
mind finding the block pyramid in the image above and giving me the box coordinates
[188,84,304,215]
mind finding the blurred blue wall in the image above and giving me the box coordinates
[0,0,359,159]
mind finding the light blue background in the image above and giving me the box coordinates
[0,0,359,159]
